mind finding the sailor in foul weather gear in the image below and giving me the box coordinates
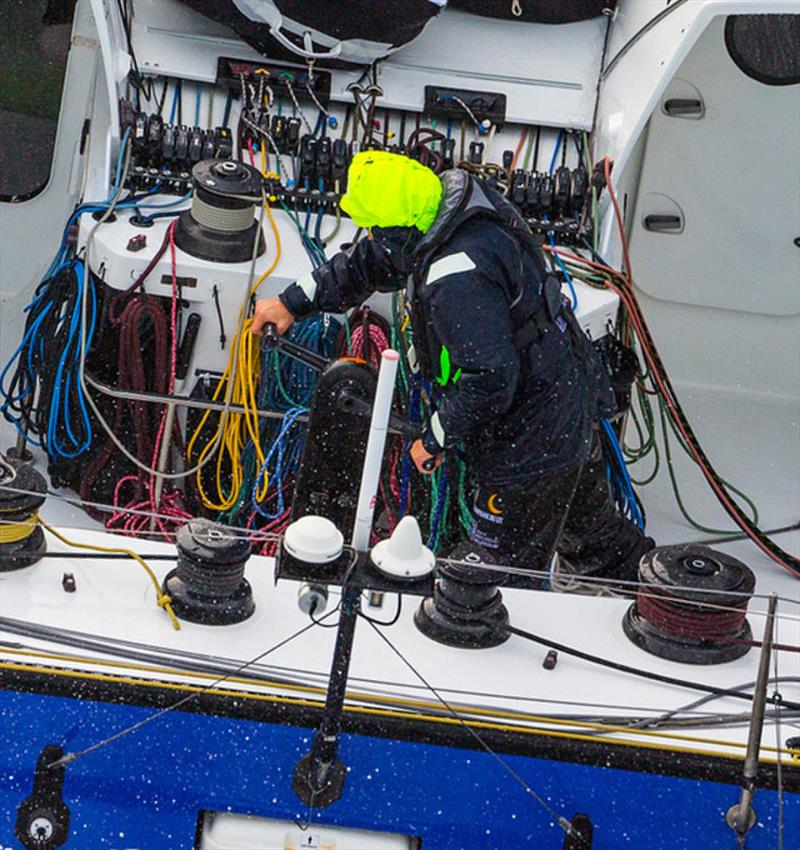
[253,151,653,581]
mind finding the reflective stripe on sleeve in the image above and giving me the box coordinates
[296,273,318,302]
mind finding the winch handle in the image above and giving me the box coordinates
[260,321,281,349]
[260,322,330,373]
[262,323,428,446]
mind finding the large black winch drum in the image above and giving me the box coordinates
[162,519,254,625]
[181,1,446,68]
[623,544,756,665]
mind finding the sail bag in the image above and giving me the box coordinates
[181,0,447,67]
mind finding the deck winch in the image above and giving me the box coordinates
[622,544,756,665]
[174,160,265,263]
[0,460,47,571]
[414,542,510,649]
[162,518,254,624]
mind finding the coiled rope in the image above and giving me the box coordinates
[636,586,750,641]
[190,194,255,232]
[0,516,38,544]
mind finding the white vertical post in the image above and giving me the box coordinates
[351,349,399,552]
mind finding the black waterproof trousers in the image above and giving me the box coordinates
[467,434,653,584]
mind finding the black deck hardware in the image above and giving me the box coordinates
[174,160,266,263]
[563,813,593,849]
[15,745,70,850]
[0,460,47,571]
[424,85,506,127]
[216,58,331,106]
[623,544,755,665]
[162,518,254,625]
[414,542,510,649]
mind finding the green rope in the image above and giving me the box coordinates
[456,455,473,534]
[625,382,661,486]
[560,258,762,536]
[658,394,759,536]
[343,312,352,355]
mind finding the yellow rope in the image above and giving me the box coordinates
[1,659,791,766]
[36,517,180,631]
[0,516,38,544]
[186,199,282,512]
[0,645,791,757]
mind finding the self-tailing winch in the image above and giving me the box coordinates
[623,544,756,664]
[162,518,254,625]
[0,460,47,571]
[174,160,265,263]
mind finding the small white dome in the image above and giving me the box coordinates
[284,515,344,564]
[371,516,435,579]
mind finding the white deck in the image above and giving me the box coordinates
[1,515,797,766]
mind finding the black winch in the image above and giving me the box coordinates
[162,518,254,624]
[623,544,756,665]
[0,460,47,571]
[414,543,510,649]
[174,160,265,263]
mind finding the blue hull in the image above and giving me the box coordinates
[1,689,796,850]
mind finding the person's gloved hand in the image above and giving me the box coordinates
[252,298,295,335]
[411,439,442,475]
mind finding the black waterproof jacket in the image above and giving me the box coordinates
[280,172,600,486]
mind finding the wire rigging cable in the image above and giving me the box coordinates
[364,617,575,837]
[5,614,797,728]
[46,611,339,769]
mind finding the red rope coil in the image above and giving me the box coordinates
[636,587,749,640]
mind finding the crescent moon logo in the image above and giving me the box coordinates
[487,493,503,515]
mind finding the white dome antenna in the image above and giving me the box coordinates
[371,516,435,580]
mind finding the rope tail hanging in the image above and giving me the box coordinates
[30,515,181,630]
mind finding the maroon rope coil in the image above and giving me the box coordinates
[636,586,749,641]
